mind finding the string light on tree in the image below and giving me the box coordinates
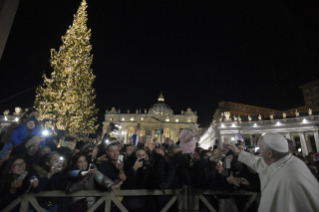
[34,0,98,135]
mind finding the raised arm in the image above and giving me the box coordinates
[223,143,261,172]
[93,170,114,189]
[238,151,260,172]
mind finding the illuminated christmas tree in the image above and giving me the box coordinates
[35,0,98,134]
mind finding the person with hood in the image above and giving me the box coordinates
[179,122,198,155]
[1,108,38,146]
[11,116,46,146]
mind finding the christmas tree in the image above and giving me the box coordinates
[35,0,98,135]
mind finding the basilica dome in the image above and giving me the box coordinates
[149,93,173,116]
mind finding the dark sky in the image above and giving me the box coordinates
[1,0,319,129]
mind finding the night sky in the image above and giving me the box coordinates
[1,0,319,130]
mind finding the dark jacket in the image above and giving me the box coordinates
[123,156,153,190]
[32,163,68,193]
[32,163,69,210]
[0,173,33,211]
[192,158,224,190]
[11,141,39,175]
[97,160,119,182]
[157,153,191,188]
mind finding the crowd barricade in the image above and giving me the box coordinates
[2,186,259,212]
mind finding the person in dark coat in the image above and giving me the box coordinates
[66,153,122,212]
[97,142,126,212]
[121,148,154,211]
[0,156,38,211]
[0,108,38,147]
[156,145,191,212]
[11,135,43,173]
[192,150,225,212]
[32,151,69,212]
[11,116,46,146]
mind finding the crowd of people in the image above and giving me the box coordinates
[0,108,319,212]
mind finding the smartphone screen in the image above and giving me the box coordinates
[118,155,124,164]
[89,163,95,170]
[57,157,64,171]
[226,157,231,169]
[19,171,28,180]
[0,142,13,159]
[62,141,73,148]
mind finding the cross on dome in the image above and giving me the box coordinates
[158,92,165,102]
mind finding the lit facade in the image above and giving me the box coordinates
[0,107,22,134]
[200,112,319,156]
[102,93,198,143]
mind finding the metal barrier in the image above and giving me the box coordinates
[2,187,259,212]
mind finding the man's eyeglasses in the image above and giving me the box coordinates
[12,162,26,169]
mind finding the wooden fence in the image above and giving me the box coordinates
[2,187,258,212]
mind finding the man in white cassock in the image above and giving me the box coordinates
[223,132,319,212]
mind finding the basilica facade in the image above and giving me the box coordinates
[102,93,198,143]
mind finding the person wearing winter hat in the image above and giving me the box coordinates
[223,132,319,212]
[10,116,43,146]
[179,122,198,154]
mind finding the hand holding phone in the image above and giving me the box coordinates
[118,155,124,164]
[62,140,73,148]
[89,163,96,170]
[57,157,64,171]
[133,158,144,171]
[19,171,28,180]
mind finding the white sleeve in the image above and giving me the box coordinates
[238,151,262,172]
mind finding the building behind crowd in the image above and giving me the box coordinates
[0,107,22,134]
[200,80,319,155]
[102,93,199,143]
[213,80,319,122]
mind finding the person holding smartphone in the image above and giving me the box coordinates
[32,151,69,211]
[122,148,152,211]
[0,156,38,211]
[66,153,122,212]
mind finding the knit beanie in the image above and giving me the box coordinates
[25,116,39,127]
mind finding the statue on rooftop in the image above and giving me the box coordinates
[224,111,231,121]
[309,108,312,116]
[258,114,262,120]
[283,112,286,118]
